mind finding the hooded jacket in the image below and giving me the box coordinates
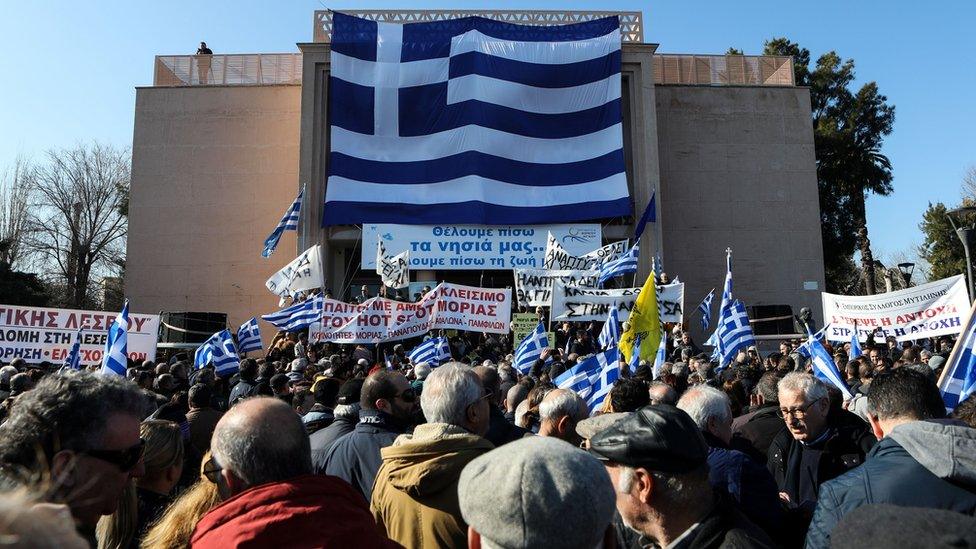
[190,474,398,548]
[370,422,494,549]
[805,420,976,549]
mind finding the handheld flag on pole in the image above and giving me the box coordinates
[849,331,863,361]
[194,330,241,378]
[262,186,304,258]
[100,301,129,377]
[938,298,976,413]
[553,348,619,407]
[713,300,756,370]
[598,244,639,285]
[237,317,263,354]
[63,326,84,371]
[620,270,661,365]
[586,352,621,413]
[705,249,734,357]
[598,307,621,350]
[697,289,715,331]
[634,192,656,241]
[629,335,643,371]
[261,295,323,332]
[653,332,667,379]
[515,322,549,374]
[805,331,853,400]
[408,337,452,366]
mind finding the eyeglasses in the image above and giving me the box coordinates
[394,388,418,403]
[84,438,145,472]
[203,455,223,484]
[776,399,823,419]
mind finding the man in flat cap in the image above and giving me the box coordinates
[588,405,774,549]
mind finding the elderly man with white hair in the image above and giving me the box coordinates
[370,362,494,549]
[538,388,589,446]
[678,385,783,542]
[767,373,874,520]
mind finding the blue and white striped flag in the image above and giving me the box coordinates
[237,317,263,354]
[849,332,863,361]
[514,322,549,374]
[261,295,323,332]
[554,348,618,403]
[323,13,629,225]
[697,289,715,332]
[262,187,303,258]
[63,326,84,371]
[629,334,643,371]
[653,332,667,379]
[194,330,241,378]
[706,249,734,354]
[805,332,853,400]
[408,336,452,366]
[713,300,756,369]
[796,324,831,358]
[939,300,976,412]
[598,244,639,285]
[586,351,621,413]
[100,301,129,377]
[598,307,621,350]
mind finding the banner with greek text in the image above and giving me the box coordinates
[0,305,160,365]
[514,269,601,308]
[361,224,601,271]
[821,275,969,342]
[376,238,410,289]
[310,283,511,344]
[550,281,685,323]
[266,245,324,304]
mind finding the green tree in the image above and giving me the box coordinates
[918,201,975,282]
[763,39,895,294]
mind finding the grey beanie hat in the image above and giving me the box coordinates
[458,436,616,549]
[928,355,946,371]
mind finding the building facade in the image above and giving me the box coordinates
[127,10,824,344]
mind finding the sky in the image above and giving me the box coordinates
[1,1,974,265]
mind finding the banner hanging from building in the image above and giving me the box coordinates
[310,283,511,344]
[821,275,970,342]
[550,281,685,323]
[514,269,601,308]
[361,224,601,271]
[0,305,160,365]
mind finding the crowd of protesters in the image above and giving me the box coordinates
[0,319,974,549]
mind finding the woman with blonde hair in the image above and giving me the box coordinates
[141,451,221,549]
[96,419,185,549]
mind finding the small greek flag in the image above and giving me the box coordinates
[262,187,303,258]
[598,243,639,285]
[805,331,852,400]
[629,334,643,371]
[586,351,621,413]
[796,324,830,358]
[598,307,621,350]
[652,332,667,379]
[408,336,452,366]
[713,300,756,369]
[261,295,323,332]
[514,322,549,374]
[63,326,84,370]
[849,320,862,360]
[705,249,734,353]
[938,299,976,412]
[100,301,129,377]
[554,348,618,404]
[697,289,715,332]
[237,317,263,354]
[195,330,241,378]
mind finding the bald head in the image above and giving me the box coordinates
[473,365,501,405]
[211,397,311,491]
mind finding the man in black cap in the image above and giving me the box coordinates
[588,405,775,549]
[309,378,364,464]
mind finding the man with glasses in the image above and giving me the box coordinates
[0,371,149,546]
[370,362,494,549]
[320,370,419,500]
[766,373,874,542]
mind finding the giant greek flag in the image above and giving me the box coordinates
[323,13,630,225]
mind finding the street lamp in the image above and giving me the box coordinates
[946,206,976,301]
[896,262,915,288]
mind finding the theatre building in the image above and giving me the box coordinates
[126,10,824,344]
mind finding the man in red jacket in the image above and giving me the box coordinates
[190,397,398,548]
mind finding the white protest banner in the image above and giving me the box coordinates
[550,281,685,323]
[514,268,600,307]
[0,305,160,365]
[361,224,601,270]
[543,232,603,270]
[266,245,324,304]
[310,283,511,344]
[821,275,970,342]
[376,238,410,289]
[582,239,629,264]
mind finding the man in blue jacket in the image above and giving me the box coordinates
[805,368,976,548]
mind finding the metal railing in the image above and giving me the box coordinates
[313,10,644,43]
[653,54,794,86]
[153,53,303,86]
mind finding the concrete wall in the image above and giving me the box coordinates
[655,86,825,342]
[126,85,302,338]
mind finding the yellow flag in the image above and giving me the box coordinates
[620,271,661,364]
